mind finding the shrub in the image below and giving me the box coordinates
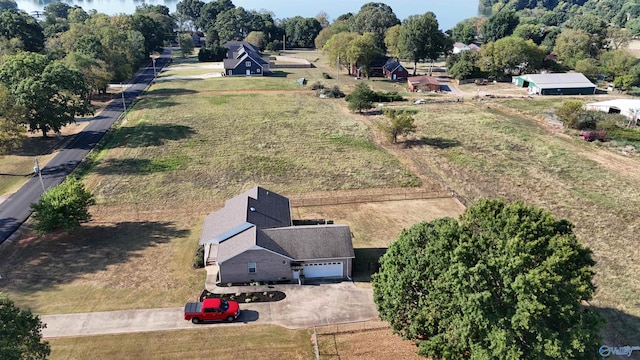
[628,86,640,96]
[373,91,403,102]
[193,245,204,268]
[581,130,606,142]
[327,86,345,98]
[574,111,602,130]
[608,128,640,142]
[556,100,583,128]
[198,45,226,62]
[596,118,619,132]
[310,81,324,90]
[317,85,345,98]
[30,177,96,234]
[322,72,332,79]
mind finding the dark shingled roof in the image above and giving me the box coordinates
[199,186,291,246]
[200,187,354,264]
[263,225,354,260]
[382,59,405,73]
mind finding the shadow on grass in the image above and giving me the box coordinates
[106,123,196,148]
[92,156,190,175]
[145,88,199,96]
[135,96,179,109]
[0,221,189,294]
[352,248,387,282]
[404,137,461,149]
[597,307,640,354]
[266,71,291,78]
[9,134,75,157]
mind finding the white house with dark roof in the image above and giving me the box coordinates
[199,187,354,284]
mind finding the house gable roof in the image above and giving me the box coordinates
[199,186,291,245]
[201,187,353,265]
[383,59,406,73]
[225,40,260,54]
[408,75,440,86]
[263,224,354,260]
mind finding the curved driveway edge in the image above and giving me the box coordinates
[41,282,378,338]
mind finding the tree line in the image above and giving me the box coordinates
[451,0,640,88]
[0,0,173,153]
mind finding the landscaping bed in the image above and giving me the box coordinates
[199,289,286,303]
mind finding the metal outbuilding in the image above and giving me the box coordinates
[513,73,596,95]
[586,99,640,120]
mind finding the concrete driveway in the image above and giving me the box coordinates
[41,282,377,338]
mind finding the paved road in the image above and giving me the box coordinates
[41,283,378,338]
[0,50,172,247]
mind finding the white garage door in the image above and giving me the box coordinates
[303,262,343,278]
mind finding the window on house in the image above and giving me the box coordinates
[248,262,256,273]
[245,61,251,67]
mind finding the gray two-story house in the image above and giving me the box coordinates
[199,187,354,284]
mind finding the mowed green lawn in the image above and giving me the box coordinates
[48,326,313,360]
[86,85,419,210]
[0,64,420,315]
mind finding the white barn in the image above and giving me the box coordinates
[585,99,640,120]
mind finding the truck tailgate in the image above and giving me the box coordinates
[184,302,202,315]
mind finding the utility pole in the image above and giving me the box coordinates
[121,83,127,113]
[283,34,285,51]
[33,157,45,193]
[152,57,157,78]
[337,55,340,80]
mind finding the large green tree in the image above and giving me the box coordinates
[0,85,25,155]
[373,199,603,359]
[0,293,50,360]
[346,32,382,79]
[399,12,449,75]
[0,52,91,136]
[481,9,519,42]
[553,29,592,68]
[349,2,400,50]
[323,32,359,75]
[480,36,545,78]
[450,19,477,45]
[0,9,45,53]
[31,177,96,234]
[281,16,322,48]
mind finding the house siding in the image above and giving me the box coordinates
[219,249,291,283]
[538,87,595,95]
[226,59,264,77]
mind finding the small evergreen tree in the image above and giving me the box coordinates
[346,82,375,113]
[30,177,96,234]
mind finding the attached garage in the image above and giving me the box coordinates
[513,73,596,95]
[303,262,343,278]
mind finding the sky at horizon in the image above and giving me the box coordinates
[16,0,480,30]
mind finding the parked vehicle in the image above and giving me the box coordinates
[184,298,240,324]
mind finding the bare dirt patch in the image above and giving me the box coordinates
[316,320,422,360]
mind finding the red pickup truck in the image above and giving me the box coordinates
[184,298,240,324]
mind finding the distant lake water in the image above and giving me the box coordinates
[16,0,479,30]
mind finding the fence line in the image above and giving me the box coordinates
[313,326,320,360]
[289,188,452,207]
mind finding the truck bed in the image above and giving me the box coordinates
[184,302,202,315]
